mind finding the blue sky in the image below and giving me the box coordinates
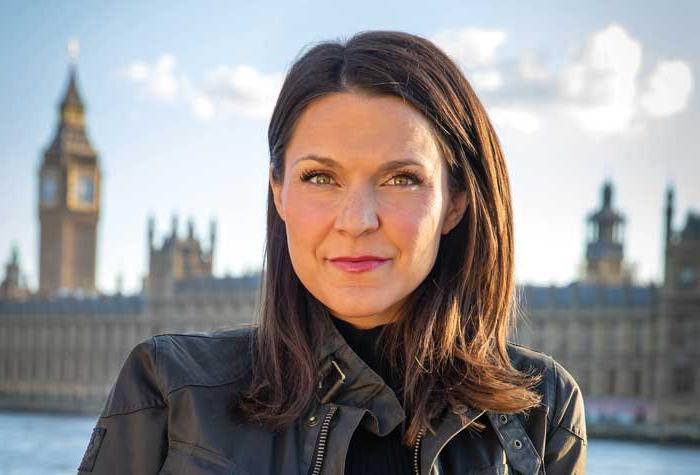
[1,0,698,294]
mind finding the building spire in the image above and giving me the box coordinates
[665,183,675,246]
[602,179,613,208]
[61,68,84,111]
[61,38,85,113]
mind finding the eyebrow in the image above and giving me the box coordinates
[292,154,426,173]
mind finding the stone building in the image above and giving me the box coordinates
[654,189,700,431]
[0,279,259,413]
[514,181,700,438]
[0,61,259,413]
[0,294,149,412]
[145,214,217,301]
[0,60,698,440]
[0,198,257,413]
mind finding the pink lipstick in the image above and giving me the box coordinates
[328,256,390,273]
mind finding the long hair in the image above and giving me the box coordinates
[234,30,542,447]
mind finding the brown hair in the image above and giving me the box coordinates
[234,30,542,447]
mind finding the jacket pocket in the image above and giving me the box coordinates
[158,440,246,475]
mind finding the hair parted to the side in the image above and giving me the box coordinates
[232,30,542,447]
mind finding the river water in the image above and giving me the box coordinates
[1,412,699,474]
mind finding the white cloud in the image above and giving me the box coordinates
[191,93,215,120]
[119,53,181,101]
[118,25,694,131]
[557,24,642,134]
[118,56,283,120]
[448,23,694,136]
[150,54,180,99]
[471,69,504,91]
[122,62,149,81]
[490,106,542,134]
[640,60,694,117]
[431,27,507,68]
[518,50,551,82]
[201,65,284,119]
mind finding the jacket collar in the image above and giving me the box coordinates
[315,313,407,437]
[315,314,495,472]
[311,315,542,474]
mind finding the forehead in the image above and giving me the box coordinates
[285,92,441,167]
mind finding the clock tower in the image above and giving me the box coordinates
[38,45,101,296]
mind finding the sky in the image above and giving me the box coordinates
[1,0,698,295]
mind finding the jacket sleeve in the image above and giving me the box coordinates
[543,358,587,475]
[77,337,169,474]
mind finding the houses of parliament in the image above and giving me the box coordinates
[1,63,698,440]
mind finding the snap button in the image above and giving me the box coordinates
[513,439,522,449]
[306,415,319,427]
[499,414,508,424]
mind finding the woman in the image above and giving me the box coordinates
[78,30,586,474]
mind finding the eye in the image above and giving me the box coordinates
[299,169,335,185]
[385,172,423,187]
[298,169,424,187]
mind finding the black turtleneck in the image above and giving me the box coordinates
[329,314,413,474]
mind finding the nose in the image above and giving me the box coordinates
[334,185,380,237]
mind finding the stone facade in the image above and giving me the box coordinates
[654,189,700,430]
[145,215,217,301]
[514,282,658,423]
[0,62,698,441]
[0,283,258,413]
[513,183,700,439]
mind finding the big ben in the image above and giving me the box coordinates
[38,45,101,296]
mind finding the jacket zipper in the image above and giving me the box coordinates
[413,426,426,475]
[309,404,339,475]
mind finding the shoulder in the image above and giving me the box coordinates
[506,342,587,442]
[103,325,256,417]
[151,325,257,394]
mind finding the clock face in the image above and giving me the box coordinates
[77,175,95,204]
[41,173,58,205]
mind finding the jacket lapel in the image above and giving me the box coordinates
[310,315,539,475]
[419,406,487,474]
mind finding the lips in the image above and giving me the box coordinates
[330,256,388,262]
[328,256,390,273]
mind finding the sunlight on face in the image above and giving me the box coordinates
[270,92,466,329]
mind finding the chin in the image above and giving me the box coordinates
[322,293,397,318]
[328,307,384,319]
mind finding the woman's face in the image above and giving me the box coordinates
[270,92,467,329]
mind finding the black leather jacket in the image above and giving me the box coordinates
[77,314,587,474]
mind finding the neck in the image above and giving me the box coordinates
[328,313,396,330]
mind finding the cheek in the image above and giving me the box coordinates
[382,193,443,255]
[283,189,334,255]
